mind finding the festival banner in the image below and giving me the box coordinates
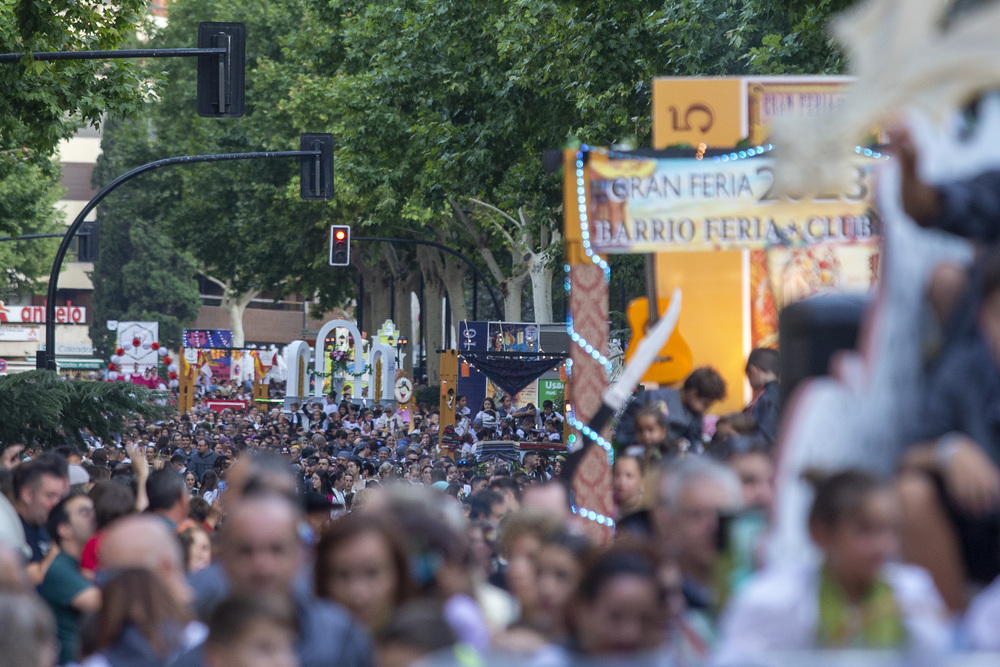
[182,329,233,348]
[202,348,232,380]
[586,154,879,254]
[205,399,248,413]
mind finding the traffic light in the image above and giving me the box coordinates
[300,133,335,200]
[330,225,351,266]
[196,23,246,118]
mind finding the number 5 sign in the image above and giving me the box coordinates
[652,78,745,149]
[652,76,855,151]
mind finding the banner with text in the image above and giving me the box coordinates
[586,155,879,254]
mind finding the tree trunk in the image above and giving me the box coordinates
[530,256,554,323]
[223,290,257,348]
[205,275,257,347]
[417,245,445,386]
[395,273,418,374]
[369,272,393,333]
[441,257,467,333]
[505,270,529,321]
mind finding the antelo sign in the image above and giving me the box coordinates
[0,301,87,324]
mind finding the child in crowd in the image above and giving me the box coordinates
[713,470,950,664]
[612,455,645,520]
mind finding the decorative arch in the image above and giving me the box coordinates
[283,340,312,410]
[313,319,365,401]
[368,342,397,403]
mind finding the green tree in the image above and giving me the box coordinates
[97,0,353,346]
[0,0,152,294]
[0,370,165,448]
[659,0,853,76]
[88,115,202,358]
[268,0,852,378]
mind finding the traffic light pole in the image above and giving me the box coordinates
[353,236,504,320]
[1,22,246,117]
[39,148,323,370]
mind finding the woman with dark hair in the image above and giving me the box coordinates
[315,513,414,630]
[199,470,220,505]
[82,568,197,665]
[473,398,497,431]
[568,542,668,658]
[309,471,334,498]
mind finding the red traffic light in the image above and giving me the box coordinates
[329,225,351,266]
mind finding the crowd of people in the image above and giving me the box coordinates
[5,132,1000,665]
[0,333,994,667]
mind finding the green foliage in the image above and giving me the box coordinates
[88,115,201,358]
[0,0,151,294]
[0,370,166,448]
[658,0,852,76]
[0,0,151,225]
[118,0,353,307]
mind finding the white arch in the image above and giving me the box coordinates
[368,342,397,403]
[313,319,365,401]
[283,340,312,410]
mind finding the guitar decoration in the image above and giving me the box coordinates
[624,255,693,385]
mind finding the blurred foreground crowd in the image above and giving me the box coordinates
[8,134,1000,665]
[0,338,998,667]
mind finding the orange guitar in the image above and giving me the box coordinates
[624,256,693,385]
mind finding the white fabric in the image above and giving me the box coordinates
[713,563,951,666]
[963,575,1000,651]
[0,494,28,558]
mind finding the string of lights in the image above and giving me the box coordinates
[564,142,890,527]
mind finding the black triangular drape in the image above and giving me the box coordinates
[459,352,567,398]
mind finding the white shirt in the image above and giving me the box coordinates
[712,562,951,666]
[964,574,1000,650]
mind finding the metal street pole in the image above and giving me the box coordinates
[40,148,323,370]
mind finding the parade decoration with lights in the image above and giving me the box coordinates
[572,505,615,528]
[565,143,892,525]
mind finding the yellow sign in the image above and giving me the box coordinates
[652,78,744,149]
[747,78,852,146]
[653,76,854,149]
[586,154,878,253]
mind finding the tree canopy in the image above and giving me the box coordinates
[0,0,151,295]
[88,115,202,358]
[95,0,851,373]
[0,370,165,448]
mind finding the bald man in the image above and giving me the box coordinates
[173,493,372,667]
[99,514,192,609]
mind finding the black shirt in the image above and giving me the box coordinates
[910,336,1000,467]
[20,516,50,563]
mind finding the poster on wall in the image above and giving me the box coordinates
[537,378,567,412]
[749,245,879,348]
[487,322,540,352]
[487,378,539,409]
[116,322,159,371]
